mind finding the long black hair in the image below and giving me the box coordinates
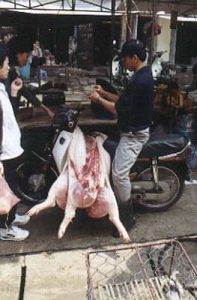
[0,43,9,67]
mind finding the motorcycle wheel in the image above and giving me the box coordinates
[15,161,58,206]
[134,165,184,212]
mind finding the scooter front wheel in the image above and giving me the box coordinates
[133,165,184,212]
[15,161,58,206]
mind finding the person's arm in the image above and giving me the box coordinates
[39,47,43,58]
[20,86,42,107]
[9,96,20,115]
[15,69,54,117]
[98,97,117,114]
[0,102,3,157]
[0,100,5,175]
[9,67,54,118]
[0,162,3,176]
[40,104,54,119]
[9,66,42,107]
[94,85,119,103]
[88,90,117,114]
[9,77,23,115]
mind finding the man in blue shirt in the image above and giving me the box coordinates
[88,39,154,237]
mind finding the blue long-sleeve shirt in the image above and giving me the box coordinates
[115,66,154,132]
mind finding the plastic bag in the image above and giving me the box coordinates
[0,176,20,215]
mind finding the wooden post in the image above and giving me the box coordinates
[130,14,138,39]
[126,0,132,40]
[120,13,127,47]
[148,0,157,64]
[169,11,178,64]
[120,10,138,46]
[169,29,177,64]
[110,0,116,83]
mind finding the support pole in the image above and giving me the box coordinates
[126,0,132,40]
[120,13,127,47]
[148,0,157,64]
[169,11,178,64]
[130,14,138,39]
[72,0,76,11]
[169,29,177,64]
[110,0,116,83]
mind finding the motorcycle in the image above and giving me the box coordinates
[15,107,190,212]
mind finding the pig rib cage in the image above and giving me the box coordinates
[86,240,197,300]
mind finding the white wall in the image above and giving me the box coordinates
[156,16,171,61]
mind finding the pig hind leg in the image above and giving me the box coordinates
[108,200,130,242]
[58,203,76,239]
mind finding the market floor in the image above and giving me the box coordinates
[0,181,197,256]
[0,181,197,300]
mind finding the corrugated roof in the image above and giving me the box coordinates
[0,0,197,16]
[0,0,120,11]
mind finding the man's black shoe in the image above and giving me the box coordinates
[125,215,137,231]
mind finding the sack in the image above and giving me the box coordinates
[0,176,20,215]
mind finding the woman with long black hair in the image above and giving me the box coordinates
[0,43,30,241]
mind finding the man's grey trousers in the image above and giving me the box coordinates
[112,128,150,204]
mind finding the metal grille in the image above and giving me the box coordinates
[87,240,197,300]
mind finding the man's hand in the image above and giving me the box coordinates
[87,90,101,103]
[94,85,119,103]
[94,85,105,97]
[0,162,4,176]
[11,78,23,97]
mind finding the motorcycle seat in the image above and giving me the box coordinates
[140,134,189,158]
[103,134,189,159]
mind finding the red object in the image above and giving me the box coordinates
[143,21,162,37]
[0,176,20,215]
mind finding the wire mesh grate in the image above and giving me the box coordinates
[86,240,197,300]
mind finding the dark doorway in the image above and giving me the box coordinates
[176,21,197,65]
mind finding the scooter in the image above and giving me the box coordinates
[151,50,177,80]
[151,50,167,78]
[15,107,190,212]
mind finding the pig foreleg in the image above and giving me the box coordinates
[58,202,76,239]
[27,194,56,217]
[108,201,130,242]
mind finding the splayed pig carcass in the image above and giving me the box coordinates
[28,123,130,242]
